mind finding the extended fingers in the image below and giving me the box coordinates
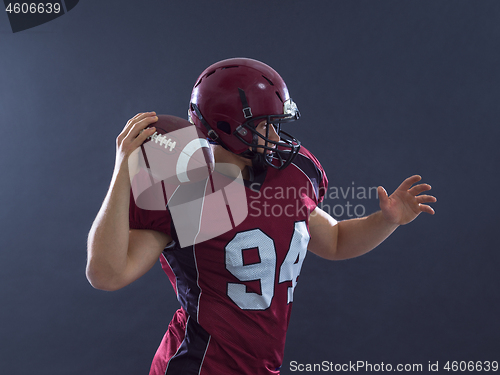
[416,193,436,215]
[397,175,422,191]
[419,203,435,215]
[415,194,437,204]
[408,183,432,196]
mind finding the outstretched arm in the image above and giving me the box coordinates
[308,175,436,260]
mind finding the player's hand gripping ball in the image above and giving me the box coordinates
[140,115,215,185]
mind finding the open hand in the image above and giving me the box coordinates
[378,175,436,225]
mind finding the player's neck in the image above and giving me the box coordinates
[212,145,251,180]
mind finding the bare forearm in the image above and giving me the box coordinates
[335,211,399,260]
[308,176,436,261]
[86,161,132,287]
[86,113,163,290]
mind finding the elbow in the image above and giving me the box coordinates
[85,261,124,292]
[307,242,339,261]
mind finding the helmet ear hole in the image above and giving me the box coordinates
[217,121,231,135]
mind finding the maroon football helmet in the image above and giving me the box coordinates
[188,58,301,171]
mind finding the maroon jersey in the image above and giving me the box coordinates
[130,147,328,375]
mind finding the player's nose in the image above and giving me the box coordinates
[269,124,280,142]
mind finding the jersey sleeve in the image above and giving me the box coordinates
[296,146,328,204]
[129,186,173,235]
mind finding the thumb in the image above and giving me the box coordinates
[378,186,389,207]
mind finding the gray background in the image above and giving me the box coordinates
[1,1,499,374]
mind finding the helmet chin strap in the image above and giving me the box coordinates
[239,147,268,173]
[250,152,269,173]
[247,131,270,173]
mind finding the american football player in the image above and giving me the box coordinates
[86,58,436,374]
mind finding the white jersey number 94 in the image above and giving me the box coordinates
[225,221,310,310]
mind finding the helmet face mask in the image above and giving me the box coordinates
[235,110,301,171]
[188,58,302,171]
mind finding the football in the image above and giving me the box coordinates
[140,114,215,185]
[129,114,248,244]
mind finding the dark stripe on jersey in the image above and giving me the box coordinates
[243,167,268,190]
[244,152,322,196]
[291,152,323,199]
[163,224,201,321]
[165,317,211,375]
